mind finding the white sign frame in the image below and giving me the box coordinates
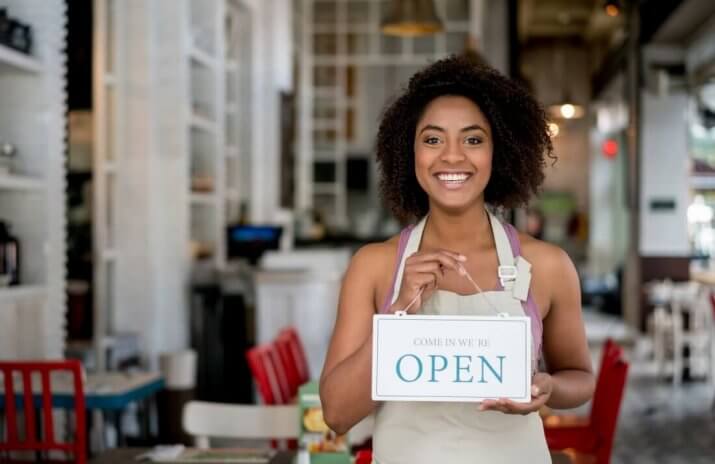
[372,314,532,403]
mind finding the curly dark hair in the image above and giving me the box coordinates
[376,54,554,223]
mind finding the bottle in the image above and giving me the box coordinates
[0,221,20,285]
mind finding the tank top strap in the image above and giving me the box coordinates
[502,222,543,358]
[380,223,416,313]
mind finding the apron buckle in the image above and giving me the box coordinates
[498,265,517,286]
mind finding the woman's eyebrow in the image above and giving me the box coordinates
[418,123,487,135]
[461,124,487,133]
[418,124,444,135]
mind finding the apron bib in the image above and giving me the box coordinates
[372,211,550,464]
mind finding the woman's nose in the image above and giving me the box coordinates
[440,141,466,163]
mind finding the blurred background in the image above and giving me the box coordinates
[1,0,715,462]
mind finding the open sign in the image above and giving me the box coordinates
[371,315,532,403]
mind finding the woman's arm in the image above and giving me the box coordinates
[319,244,385,434]
[481,243,595,414]
[540,247,595,409]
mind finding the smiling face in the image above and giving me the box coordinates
[414,95,493,214]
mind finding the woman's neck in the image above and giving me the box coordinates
[423,203,494,253]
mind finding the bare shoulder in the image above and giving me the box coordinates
[342,234,402,310]
[344,234,401,292]
[350,234,400,270]
[517,232,575,275]
[516,232,579,315]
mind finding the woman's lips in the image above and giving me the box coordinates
[434,172,473,190]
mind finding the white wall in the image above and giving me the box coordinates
[245,0,293,223]
[111,0,191,367]
[639,91,690,256]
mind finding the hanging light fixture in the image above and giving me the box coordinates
[603,0,621,17]
[381,0,444,37]
[548,46,585,120]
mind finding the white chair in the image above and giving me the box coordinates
[182,401,299,449]
[672,283,714,385]
[648,280,714,385]
[647,279,674,377]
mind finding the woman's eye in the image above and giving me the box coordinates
[424,136,441,145]
[465,136,482,145]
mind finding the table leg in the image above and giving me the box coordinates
[85,408,94,457]
[113,409,126,447]
[140,398,151,441]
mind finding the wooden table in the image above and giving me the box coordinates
[690,269,715,286]
[90,448,589,463]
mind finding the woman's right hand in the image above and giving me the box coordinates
[389,250,466,314]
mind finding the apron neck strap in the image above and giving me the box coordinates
[487,211,518,288]
[389,210,518,305]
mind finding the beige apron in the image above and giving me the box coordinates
[372,211,550,464]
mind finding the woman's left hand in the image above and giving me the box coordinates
[478,372,553,415]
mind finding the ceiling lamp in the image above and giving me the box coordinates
[381,0,444,37]
[549,102,585,120]
[548,122,560,138]
[548,47,586,120]
[604,0,621,17]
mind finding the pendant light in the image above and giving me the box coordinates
[381,0,444,37]
[548,46,585,120]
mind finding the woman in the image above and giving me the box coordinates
[319,55,594,463]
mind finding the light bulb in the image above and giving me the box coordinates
[560,104,576,119]
[605,4,619,16]
[548,122,560,138]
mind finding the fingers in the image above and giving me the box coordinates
[395,250,467,313]
[407,261,446,283]
[406,250,466,273]
[478,395,548,415]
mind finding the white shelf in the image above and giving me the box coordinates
[691,175,715,189]
[313,119,339,130]
[0,285,47,301]
[190,45,217,69]
[190,113,218,134]
[0,173,45,192]
[226,188,240,200]
[226,102,238,115]
[314,87,336,98]
[0,43,42,73]
[226,59,238,73]
[190,192,218,205]
[314,182,338,195]
[314,150,338,161]
[225,145,239,158]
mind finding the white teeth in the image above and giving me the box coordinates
[437,173,470,182]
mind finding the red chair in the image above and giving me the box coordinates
[265,344,293,403]
[0,360,86,464]
[354,449,373,464]
[275,336,302,399]
[278,327,310,385]
[544,339,629,464]
[245,344,297,450]
[245,345,281,405]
